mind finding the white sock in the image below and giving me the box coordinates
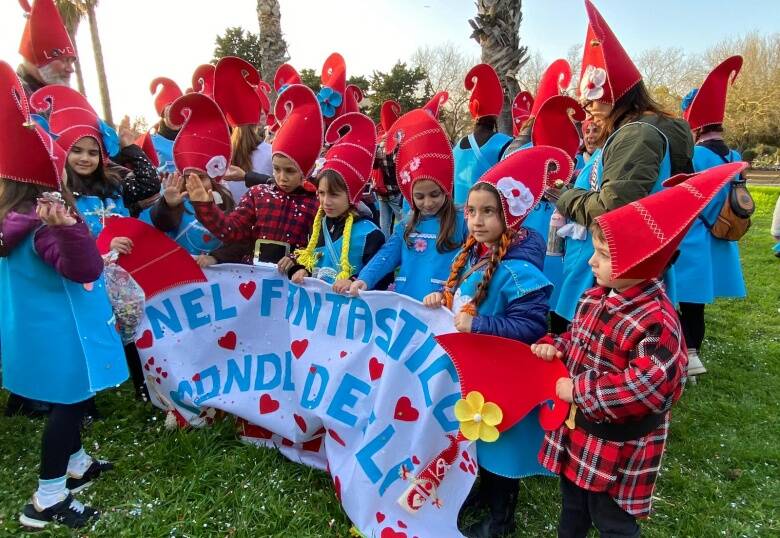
[66,448,93,478]
[34,476,67,510]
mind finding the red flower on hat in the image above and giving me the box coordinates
[579,65,607,101]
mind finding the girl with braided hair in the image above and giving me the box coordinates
[423,145,572,538]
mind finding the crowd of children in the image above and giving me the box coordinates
[0,0,760,535]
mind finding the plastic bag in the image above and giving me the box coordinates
[103,251,145,344]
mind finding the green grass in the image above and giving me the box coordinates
[1,188,778,538]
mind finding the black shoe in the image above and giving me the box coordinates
[66,460,114,493]
[19,493,98,529]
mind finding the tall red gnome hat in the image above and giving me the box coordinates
[0,61,64,189]
[213,56,262,127]
[343,85,364,114]
[465,63,504,119]
[150,77,183,117]
[512,91,534,136]
[134,131,160,168]
[531,59,571,117]
[169,93,231,180]
[317,52,347,120]
[321,113,376,204]
[274,63,301,94]
[532,95,586,161]
[377,99,402,140]
[192,64,216,99]
[595,160,748,280]
[272,84,324,176]
[423,91,449,119]
[477,145,572,230]
[578,0,642,105]
[18,0,76,68]
[384,109,454,204]
[256,80,272,119]
[683,55,743,131]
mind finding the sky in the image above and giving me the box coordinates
[1,0,778,123]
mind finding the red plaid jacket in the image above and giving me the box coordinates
[193,182,319,260]
[538,279,687,517]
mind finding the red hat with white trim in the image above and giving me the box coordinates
[532,95,586,161]
[272,84,324,176]
[465,63,504,119]
[343,85,364,114]
[531,59,571,117]
[192,64,216,100]
[423,91,449,119]
[256,80,272,117]
[321,112,376,204]
[150,77,183,117]
[18,0,76,68]
[512,91,534,136]
[682,55,742,131]
[213,56,262,127]
[274,63,301,94]
[169,93,231,180]
[377,99,402,141]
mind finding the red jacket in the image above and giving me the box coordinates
[538,279,687,517]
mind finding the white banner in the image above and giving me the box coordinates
[134,263,476,538]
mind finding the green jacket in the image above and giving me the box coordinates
[557,114,693,227]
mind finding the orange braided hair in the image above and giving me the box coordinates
[442,235,477,310]
[464,230,514,315]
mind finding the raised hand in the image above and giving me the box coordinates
[184,172,212,203]
[163,172,187,206]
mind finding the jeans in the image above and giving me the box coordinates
[377,193,404,238]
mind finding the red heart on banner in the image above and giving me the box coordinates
[238,280,257,300]
[202,234,212,244]
[218,331,237,350]
[136,330,153,349]
[192,373,201,382]
[144,363,150,371]
[394,397,420,422]
[328,429,346,447]
[147,357,155,365]
[294,414,307,433]
[369,357,384,381]
[412,455,420,465]
[339,351,348,359]
[291,339,309,359]
[155,367,162,373]
[259,394,280,414]
[375,512,386,523]
[381,528,407,538]
[397,520,407,529]
[161,371,168,378]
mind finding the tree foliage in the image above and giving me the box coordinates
[213,27,264,72]
[365,62,430,123]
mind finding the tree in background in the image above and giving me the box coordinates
[299,68,321,93]
[83,0,112,125]
[257,0,289,100]
[213,27,263,73]
[54,0,87,96]
[365,62,430,123]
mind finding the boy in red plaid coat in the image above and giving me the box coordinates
[532,161,747,537]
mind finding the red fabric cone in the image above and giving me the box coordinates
[465,63,504,119]
[135,131,160,168]
[169,93,231,180]
[18,0,75,68]
[192,64,216,100]
[256,80,272,118]
[273,63,301,93]
[512,91,534,136]
[322,113,376,204]
[272,84,324,176]
[30,84,104,156]
[531,59,571,117]
[423,91,449,119]
[150,77,183,117]
[343,85,364,114]
[213,56,262,127]
[532,95,586,161]
[684,55,742,131]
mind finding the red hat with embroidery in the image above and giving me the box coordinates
[192,64,216,99]
[343,85,364,114]
[321,112,376,204]
[274,63,301,94]
[0,61,64,189]
[578,0,642,105]
[169,93,231,180]
[531,59,571,117]
[512,91,534,136]
[317,52,347,120]
[595,160,748,280]
[213,56,262,127]
[532,95,586,161]
[272,84,324,176]
[423,91,449,119]
[385,109,454,204]
[18,0,76,68]
[477,145,573,230]
[465,63,504,119]
[377,99,401,141]
[134,132,160,168]
[150,77,183,117]
[683,55,742,131]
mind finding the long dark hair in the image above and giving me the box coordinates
[403,192,459,253]
[66,151,123,200]
[597,82,671,145]
[0,180,77,222]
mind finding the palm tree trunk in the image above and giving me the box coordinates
[86,1,113,125]
[257,0,290,100]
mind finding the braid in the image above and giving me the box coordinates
[336,212,355,280]
[464,231,514,315]
[294,207,324,272]
[442,235,477,310]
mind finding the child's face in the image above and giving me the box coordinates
[412,180,447,216]
[184,169,212,191]
[465,189,505,245]
[588,234,644,291]
[317,176,350,218]
[68,136,100,176]
[272,154,304,193]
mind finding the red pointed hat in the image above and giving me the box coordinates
[30,84,106,157]
[532,95,586,161]
[343,85,364,114]
[150,77,183,117]
[531,59,571,117]
[169,93,231,180]
[423,91,449,119]
[318,52,347,119]
[18,0,76,68]
[274,63,301,93]
[134,131,160,168]
[477,145,573,230]
[272,84,324,176]
[380,100,402,133]
[384,109,454,203]
[192,64,216,99]
[256,80,272,117]
[683,55,742,131]
[465,63,504,119]
[213,56,262,127]
[512,91,534,136]
[321,112,376,204]
[579,0,642,104]
[595,161,748,280]
[0,60,64,189]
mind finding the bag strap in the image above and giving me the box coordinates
[454,257,490,291]
[467,134,491,169]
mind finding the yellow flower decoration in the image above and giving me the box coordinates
[454,391,503,442]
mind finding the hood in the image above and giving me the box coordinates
[0,206,41,257]
[642,114,695,175]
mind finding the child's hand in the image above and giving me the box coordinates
[531,343,563,362]
[277,256,295,274]
[349,280,367,296]
[556,378,574,403]
[290,269,308,284]
[332,279,352,294]
[185,172,212,203]
[454,312,473,333]
[163,172,186,206]
[196,254,217,268]
[423,292,445,308]
[110,236,133,255]
[36,201,76,227]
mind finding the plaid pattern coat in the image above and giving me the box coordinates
[538,279,687,517]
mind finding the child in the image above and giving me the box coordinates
[279,112,388,291]
[533,161,746,537]
[350,108,467,301]
[424,145,572,538]
[0,61,127,529]
[185,84,320,265]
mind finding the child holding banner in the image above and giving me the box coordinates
[0,62,126,529]
[423,145,571,538]
[349,108,468,301]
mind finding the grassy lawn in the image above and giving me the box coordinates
[0,187,777,538]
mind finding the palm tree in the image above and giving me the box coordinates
[84,0,113,125]
[469,0,527,135]
[54,0,87,96]
[256,0,290,100]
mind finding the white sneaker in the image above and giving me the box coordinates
[687,348,707,376]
